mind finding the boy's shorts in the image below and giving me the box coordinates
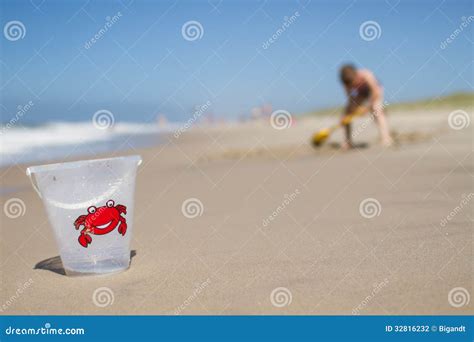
[349,83,371,103]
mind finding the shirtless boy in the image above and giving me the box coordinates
[339,64,393,148]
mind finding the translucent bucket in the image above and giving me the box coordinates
[26,155,142,276]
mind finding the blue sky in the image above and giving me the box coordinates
[0,0,472,124]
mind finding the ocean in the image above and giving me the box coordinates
[0,121,178,168]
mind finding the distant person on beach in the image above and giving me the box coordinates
[339,64,393,148]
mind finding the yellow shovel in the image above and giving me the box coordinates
[311,106,368,147]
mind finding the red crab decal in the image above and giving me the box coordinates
[73,200,127,248]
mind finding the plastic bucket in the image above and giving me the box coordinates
[26,155,142,276]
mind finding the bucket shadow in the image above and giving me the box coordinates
[34,250,137,276]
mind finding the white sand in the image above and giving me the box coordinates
[0,108,472,314]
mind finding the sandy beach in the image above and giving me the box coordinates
[0,107,472,315]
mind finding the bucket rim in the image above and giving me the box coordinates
[26,155,142,175]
